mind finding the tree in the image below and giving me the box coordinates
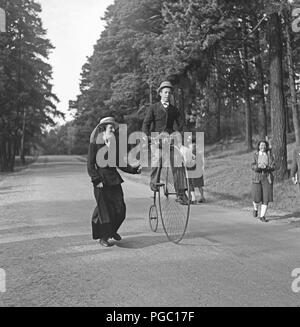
[69,0,299,185]
[284,3,300,145]
[0,0,62,171]
[268,11,287,181]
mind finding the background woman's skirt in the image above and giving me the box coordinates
[251,175,273,204]
[188,175,204,191]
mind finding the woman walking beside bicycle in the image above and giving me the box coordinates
[87,117,141,247]
[251,140,275,222]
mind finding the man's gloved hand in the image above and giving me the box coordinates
[136,165,142,174]
[258,163,266,169]
[96,182,103,188]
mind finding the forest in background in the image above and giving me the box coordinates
[0,0,63,172]
[1,0,300,182]
[48,0,300,182]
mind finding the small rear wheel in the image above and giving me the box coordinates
[149,204,159,232]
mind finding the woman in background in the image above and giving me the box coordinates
[180,135,205,204]
[187,138,205,204]
[251,140,275,222]
[291,145,300,189]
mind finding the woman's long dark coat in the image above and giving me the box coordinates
[87,127,139,240]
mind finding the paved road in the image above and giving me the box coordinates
[0,155,300,307]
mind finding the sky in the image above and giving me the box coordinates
[38,0,115,124]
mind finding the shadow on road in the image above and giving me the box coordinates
[116,234,169,248]
[115,230,222,249]
[268,212,300,221]
[206,190,249,205]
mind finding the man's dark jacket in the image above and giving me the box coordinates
[142,102,186,136]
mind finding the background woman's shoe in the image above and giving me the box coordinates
[99,238,113,247]
[112,233,122,241]
[176,196,188,205]
[253,209,258,218]
[260,216,268,222]
[176,193,189,205]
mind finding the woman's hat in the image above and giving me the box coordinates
[157,81,173,94]
[98,116,119,129]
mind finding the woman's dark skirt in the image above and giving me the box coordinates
[92,184,126,240]
[188,176,204,191]
[251,174,273,205]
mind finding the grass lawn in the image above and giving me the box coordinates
[203,140,300,219]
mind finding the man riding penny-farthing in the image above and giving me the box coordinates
[142,81,191,244]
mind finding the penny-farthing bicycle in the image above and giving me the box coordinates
[148,136,191,244]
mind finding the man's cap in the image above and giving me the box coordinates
[99,116,118,128]
[157,81,173,94]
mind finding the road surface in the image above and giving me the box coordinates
[0,155,300,307]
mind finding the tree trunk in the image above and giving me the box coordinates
[285,8,300,145]
[0,137,5,172]
[11,136,17,171]
[0,133,17,172]
[179,87,185,119]
[149,82,153,105]
[214,62,221,141]
[268,13,287,181]
[205,87,211,142]
[6,136,13,172]
[242,18,253,150]
[207,65,220,142]
[285,96,292,134]
[20,107,26,165]
[216,96,221,141]
[255,29,268,139]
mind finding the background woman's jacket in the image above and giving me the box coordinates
[251,151,275,184]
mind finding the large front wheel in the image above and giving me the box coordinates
[158,146,190,244]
